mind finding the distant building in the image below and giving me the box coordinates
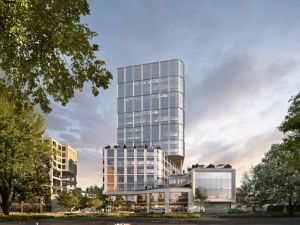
[45,138,77,211]
[45,138,77,194]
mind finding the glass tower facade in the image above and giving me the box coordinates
[117,59,185,157]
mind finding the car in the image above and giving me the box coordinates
[149,208,165,214]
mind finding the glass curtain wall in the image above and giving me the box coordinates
[117,59,184,157]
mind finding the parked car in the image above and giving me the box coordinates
[149,208,165,214]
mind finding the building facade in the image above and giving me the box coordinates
[104,164,235,213]
[117,59,185,166]
[45,138,78,194]
[102,146,181,193]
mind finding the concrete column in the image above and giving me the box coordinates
[21,201,24,213]
[147,192,150,213]
[165,190,170,213]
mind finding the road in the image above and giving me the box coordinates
[1,216,300,225]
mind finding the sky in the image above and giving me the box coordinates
[45,0,300,189]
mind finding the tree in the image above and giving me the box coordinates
[85,185,106,202]
[262,144,300,216]
[239,166,270,212]
[57,188,82,211]
[0,0,112,113]
[0,94,52,215]
[194,188,207,213]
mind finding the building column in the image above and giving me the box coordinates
[146,192,150,213]
[165,190,170,213]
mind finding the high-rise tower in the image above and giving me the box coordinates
[117,59,185,165]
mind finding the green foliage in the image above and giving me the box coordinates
[279,91,300,134]
[0,94,52,215]
[194,188,207,212]
[57,189,82,211]
[0,0,112,113]
[81,185,106,209]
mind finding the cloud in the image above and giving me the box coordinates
[186,51,299,129]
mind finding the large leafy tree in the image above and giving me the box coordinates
[262,144,300,216]
[57,188,82,211]
[0,93,52,215]
[0,0,112,113]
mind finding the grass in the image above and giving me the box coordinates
[0,212,200,221]
[219,211,300,218]
[65,212,201,218]
[0,212,64,222]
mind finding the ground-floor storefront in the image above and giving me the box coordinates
[105,187,233,213]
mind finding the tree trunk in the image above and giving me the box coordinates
[252,206,256,213]
[288,198,294,216]
[1,192,10,215]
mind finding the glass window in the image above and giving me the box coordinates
[107,149,114,157]
[126,127,133,143]
[160,93,168,108]
[170,92,178,107]
[117,98,124,113]
[134,81,141,96]
[161,124,169,141]
[179,124,184,140]
[143,95,150,110]
[143,63,151,80]
[152,125,159,141]
[134,126,142,142]
[170,124,178,139]
[134,65,142,80]
[118,83,124,98]
[160,108,168,122]
[160,77,168,93]
[151,62,159,78]
[179,60,184,77]
[127,166,134,174]
[118,114,125,128]
[125,113,133,127]
[134,96,142,111]
[125,97,133,113]
[151,110,159,124]
[118,150,124,158]
[143,111,151,124]
[143,80,151,95]
[169,76,178,92]
[151,94,159,110]
[143,126,150,141]
[170,108,178,122]
[151,78,160,94]
[107,158,114,165]
[117,167,124,174]
[160,61,168,77]
[125,82,133,97]
[137,174,144,183]
[134,112,142,126]
[137,166,144,174]
[118,67,124,83]
[179,92,184,108]
[126,66,133,82]
[117,128,124,143]
[127,175,134,183]
[179,77,184,93]
[169,60,178,76]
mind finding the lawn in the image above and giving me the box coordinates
[219,211,300,218]
[0,212,200,222]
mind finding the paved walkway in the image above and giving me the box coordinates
[1,216,300,225]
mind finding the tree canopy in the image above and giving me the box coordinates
[0,93,52,215]
[0,0,112,113]
[240,91,300,216]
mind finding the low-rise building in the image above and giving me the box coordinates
[101,146,235,213]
